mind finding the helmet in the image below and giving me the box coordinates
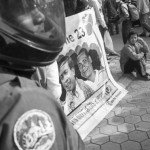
[0,0,66,67]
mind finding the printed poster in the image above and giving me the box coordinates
[56,8,127,139]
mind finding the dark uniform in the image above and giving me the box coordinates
[0,73,84,150]
[0,0,85,149]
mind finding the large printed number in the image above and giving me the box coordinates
[74,27,85,39]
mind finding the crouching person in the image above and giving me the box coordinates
[120,31,150,80]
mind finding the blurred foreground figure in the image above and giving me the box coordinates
[0,0,85,150]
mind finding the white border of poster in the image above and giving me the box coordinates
[56,8,127,139]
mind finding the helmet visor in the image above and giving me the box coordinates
[0,0,66,52]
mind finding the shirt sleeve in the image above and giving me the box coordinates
[125,45,144,60]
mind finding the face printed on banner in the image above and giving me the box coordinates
[77,50,93,80]
[59,60,76,92]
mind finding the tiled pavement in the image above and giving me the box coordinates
[84,57,150,150]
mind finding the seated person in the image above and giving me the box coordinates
[120,31,150,80]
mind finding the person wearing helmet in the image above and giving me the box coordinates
[0,0,85,150]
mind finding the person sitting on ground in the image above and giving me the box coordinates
[120,31,150,80]
[58,55,94,115]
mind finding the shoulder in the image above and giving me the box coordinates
[0,87,59,123]
[12,88,58,105]
[121,44,133,53]
[122,44,131,50]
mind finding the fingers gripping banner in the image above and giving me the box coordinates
[57,8,127,139]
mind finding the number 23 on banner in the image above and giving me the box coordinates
[66,27,86,45]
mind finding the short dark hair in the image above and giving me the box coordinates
[78,48,89,58]
[128,30,138,40]
[57,55,74,72]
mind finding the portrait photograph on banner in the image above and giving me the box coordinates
[56,8,127,139]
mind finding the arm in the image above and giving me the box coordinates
[137,37,150,53]
[89,0,107,28]
[125,45,144,60]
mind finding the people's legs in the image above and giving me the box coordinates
[124,58,150,79]
[115,22,119,34]
[124,58,135,74]
[133,60,146,76]
[122,20,132,44]
[124,58,146,76]
[108,22,116,35]
[140,13,150,36]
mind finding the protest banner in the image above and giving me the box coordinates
[56,8,127,139]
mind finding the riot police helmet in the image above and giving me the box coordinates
[0,0,66,67]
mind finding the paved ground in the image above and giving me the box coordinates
[84,26,150,150]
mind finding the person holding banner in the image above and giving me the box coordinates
[77,48,108,91]
[58,55,94,115]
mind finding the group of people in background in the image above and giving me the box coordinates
[63,0,150,79]
[63,0,150,42]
